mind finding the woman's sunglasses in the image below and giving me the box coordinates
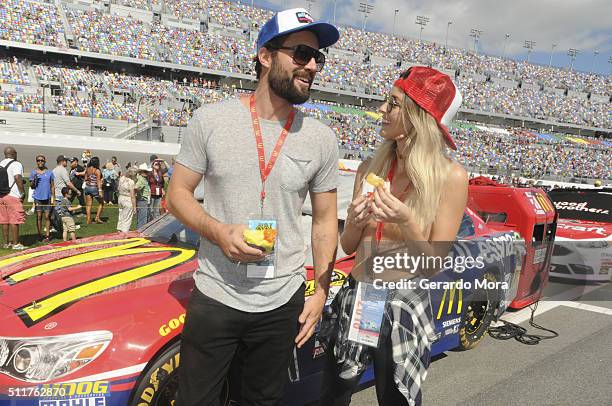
[267,44,326,72]
[384,94,402,114]
[36,159,45,163]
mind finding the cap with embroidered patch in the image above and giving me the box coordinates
[257,8,339,51]
[393,66,462,150]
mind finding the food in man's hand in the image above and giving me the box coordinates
[243,229,276,253]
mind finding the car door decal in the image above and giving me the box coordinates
[9,238,195,327]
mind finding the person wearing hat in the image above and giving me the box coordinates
[168,8,340,405]
[135,163,151,229]
[318,67,468,406]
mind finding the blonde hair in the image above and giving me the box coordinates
[366,94,453,233]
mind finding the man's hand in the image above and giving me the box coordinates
[214,223,266,263]
[295,290,327,348]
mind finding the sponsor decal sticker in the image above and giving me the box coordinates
[2,238,195,327]
[296,11,314,23]
[159,313,186,336]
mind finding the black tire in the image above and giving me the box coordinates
[130,341,229,406]
[458,272,498,350]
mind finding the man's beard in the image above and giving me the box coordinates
[268,58,313,105]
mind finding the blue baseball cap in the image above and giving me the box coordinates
[256,8,340,51]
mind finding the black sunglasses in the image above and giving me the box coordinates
[267,44,326,72]
[36,159,45,162]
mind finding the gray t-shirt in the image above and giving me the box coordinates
[53,165,70,199]
[176,98,338,312]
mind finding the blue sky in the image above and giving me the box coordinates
[249,0,611,76]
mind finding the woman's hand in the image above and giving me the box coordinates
[346,194,372,229]
[371,186,416,225]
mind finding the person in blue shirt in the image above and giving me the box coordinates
[29,155,55,242]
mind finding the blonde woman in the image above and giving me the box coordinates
[319,67,468,406]
[116,167,137,233]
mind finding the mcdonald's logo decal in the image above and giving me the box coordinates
[436,285,463,320]
[2,238,195,327]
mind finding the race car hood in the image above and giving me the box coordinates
[555,219,612,240]
[0,233,197,336]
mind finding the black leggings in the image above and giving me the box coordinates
[319,330,418,406]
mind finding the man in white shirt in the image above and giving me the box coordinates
[0,146,25,249]
[53,155,81,202]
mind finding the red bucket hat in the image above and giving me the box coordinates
[393,66,462,150]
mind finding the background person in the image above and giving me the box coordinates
[148,158,165,221]
[69,157,86,210]
[319,67,468,406]
[167,8,340,405]
[56,187,80,241]
[53,155,82,233]
[102,161,118,205]
[0,146,25,249]
[83,157,105,224]
[117,167,137,233]
[29,154,55,242]
[135,163,151,229]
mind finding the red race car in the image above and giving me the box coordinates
[0,171,521,406]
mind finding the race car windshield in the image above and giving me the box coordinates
[139,213,200,247]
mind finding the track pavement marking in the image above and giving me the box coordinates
[558,301,612,316]
[492,282,611,326]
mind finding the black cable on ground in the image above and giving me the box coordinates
[488,301,559,345]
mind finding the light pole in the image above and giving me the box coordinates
[549,43,557,67]
[415,15,430,43]
[177,99,189,144]
[332,0,337,25]
[445,21,453,49]
[136,95,145,140]
[470,28,483,55]
[590,50,599,74]
[523,40,536,63]
[89,90,95,137]
[358,2,374,31]
[305,0,315,14]
[567,48,579,71]
[392,9,399,37]
[502,33,510,58]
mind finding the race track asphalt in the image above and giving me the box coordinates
[348,280,612,406]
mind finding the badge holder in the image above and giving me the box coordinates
[245,218,278,279]
[348,281,388,347]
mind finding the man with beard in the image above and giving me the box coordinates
[168,8,340,406]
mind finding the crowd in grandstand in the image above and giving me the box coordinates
[0,0,609,182]
[0,0,608,95]
[451,127,610,180]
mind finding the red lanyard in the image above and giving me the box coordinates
[375,158,410,245]
[249,94,295,213]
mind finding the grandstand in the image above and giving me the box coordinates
[0,0,609,182]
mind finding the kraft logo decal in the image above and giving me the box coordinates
[6,238,195,327]
[436,285,463,320]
